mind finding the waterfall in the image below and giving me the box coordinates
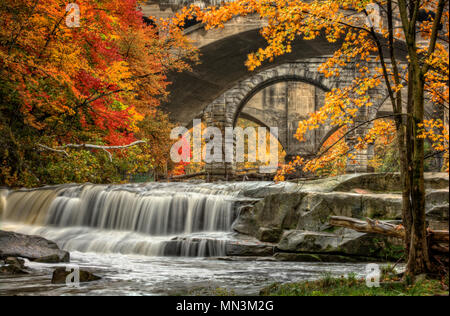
[1,183,244,257]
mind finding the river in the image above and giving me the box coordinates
[0,181,375,296]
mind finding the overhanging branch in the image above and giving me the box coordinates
[37,140,146,162]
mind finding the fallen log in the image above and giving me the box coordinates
[329,216,449,243]
[329,216,404,238]
[429,230,449,243]
[431,243,449,254]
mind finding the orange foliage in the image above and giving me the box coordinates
[0,0,197,146]
[174,0,449,179]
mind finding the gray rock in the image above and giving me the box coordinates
[232,193,305,237]
[225,242,274,257]
[34,254,62,263]
[232,205,259,237]
[241,191,405,236]
[0,230,70,263]
[277,230,403,260]
[296,192,363,232]
[427,204,449,220]
[239,182,300,198]
[5,257,25,269]
[277,230,341,253]
[0,264,29,275]
[426,204,449,230]
[425,189,449,207]
[51,267,101,284]
[273,252,376,263]
[330,172,448,192]
[253,193,305,230]
[424,173,450,190]
[257,227,283,243]
[361,194,403,219]
[235,185,448,241]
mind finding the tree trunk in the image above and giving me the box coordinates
[396,91,412,257]
[406,63,432,277]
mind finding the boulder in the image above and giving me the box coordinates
[0,264,29,275]
[232,193,305,237]
[257,227,283,243]
[242,191,405,235]
[424,173,450,190]
[427,204,449,222]
[277,230,342,253]
[4,257,25,269]
[425,189,449,207]
[235,187,449,241]
[51,267,101,284]
[426,204,449,230]
[225,242,274,257]
[277,230,403,260]
[273,252,376,263]
[232,205,260,237]
[252,193,305,230]
[239,182,300,198]
[361,194,403,219]
[332,173,403,192]
[0,230,70,263]
[34,254,62,263]
[296,191,447,232]
[331,172,448,192]
[295,192,364,232]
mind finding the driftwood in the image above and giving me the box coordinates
[329,216,449,243]
[37,141,146,162]
[330,215,449,269]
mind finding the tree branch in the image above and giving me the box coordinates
[422,0,446,75]
[317,113,408,158]
[37,141,146,162]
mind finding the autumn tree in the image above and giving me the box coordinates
[0,0,197,186]
[175,0,449,278]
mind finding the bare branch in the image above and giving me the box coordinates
[55,140,146,150]
[36,144,69,157]
[37,141,146,162]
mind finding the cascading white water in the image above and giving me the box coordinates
[1,183,247,257]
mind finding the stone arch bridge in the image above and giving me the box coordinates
[141,1,404,176]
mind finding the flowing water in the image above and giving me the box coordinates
[0,182,371,296]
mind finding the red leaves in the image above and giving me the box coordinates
[1,0,197,148]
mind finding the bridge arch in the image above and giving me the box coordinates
[203,63,342,160]
[200,60,394,175]
[229,67,334,128]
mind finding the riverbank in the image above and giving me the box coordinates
[260,274,449,296]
